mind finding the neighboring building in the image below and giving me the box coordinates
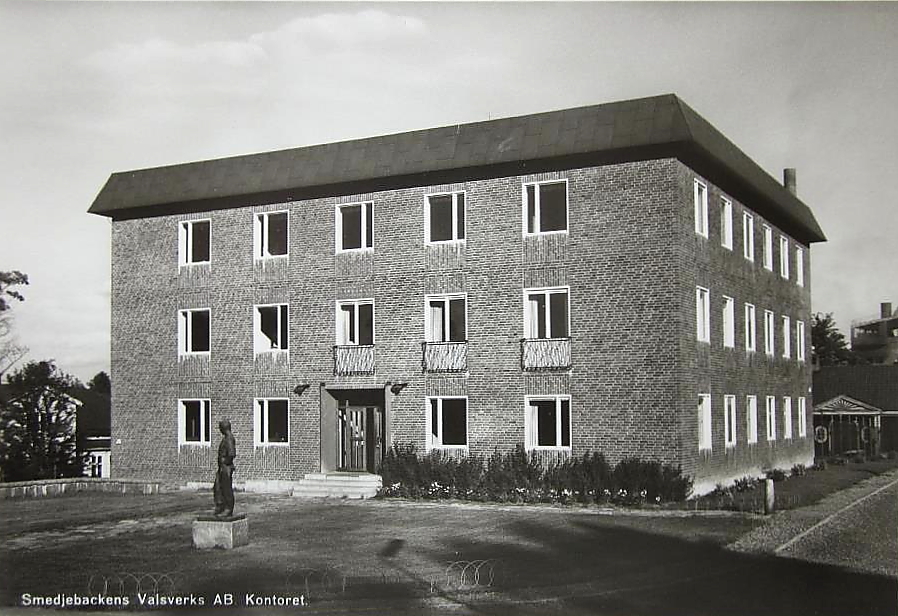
[73,388,112,478]
[813,365,898,458]
[851,302,898,365]
[88,94,825,495]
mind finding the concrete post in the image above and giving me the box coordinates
[763,478,775,515]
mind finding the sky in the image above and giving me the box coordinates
[0,1,896,383]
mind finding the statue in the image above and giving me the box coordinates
[213,419,236,517]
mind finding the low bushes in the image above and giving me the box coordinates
[378,444,692,505]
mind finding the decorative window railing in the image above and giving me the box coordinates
[521,338,571,371]
[422,341,467,373]
[333,345,376,376]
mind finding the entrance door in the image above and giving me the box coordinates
[338,404,384,472]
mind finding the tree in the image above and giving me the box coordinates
[0,360,83,481]
[811,312,865,366]
[0,270,28,312]
[87,371,111,395]
[0,270,28,377]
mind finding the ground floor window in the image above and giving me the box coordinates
[698,394,712,451]
[724,395,737,447]
[783,396,793,439]
[746,395,758,444]
[525,396,571,450]
[766,396,777,441]
[427,397,467,448]
[255,398,289,445]
[178,399,211,445]
[797,397,807,437]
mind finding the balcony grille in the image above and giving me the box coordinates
[521,338,571,371]
[334,345,376,376]
[422,341,467,372]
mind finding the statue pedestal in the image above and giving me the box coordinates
[193,513,248,549]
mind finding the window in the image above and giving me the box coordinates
[744,304,756,352]
[425,295,466,342]
[254,304,288,352]
[427,397,467,448]
[762,225,773,270]
[526,396,571,449]
[722,296,735,348]
[254,398,289,445]
[779,236,790,279]
[336,202,373,251]
[764,310,775,356]
[720,198,733,249]
[796,248,805,287]
[766,396,776,441]
[254,211,288,258]
[178,308,210,355]
[525,288,569,339]
[796,320,806,362]
[743,212,755,261]
[783,396,793,439]
[782,316,792,358]
[524,181,567,234]
[724,395,737,448]
[698,394,712,451]
[426,192,465,243]
[696,287,710,343]
[694,180,708,238]
[798,397,807,437]
[178,399,211,445]
[179,219,210,265]
[337,299,374,346]
[746,395,758,444]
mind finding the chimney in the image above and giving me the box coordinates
[882,302,893,319]
[783,168,797,196]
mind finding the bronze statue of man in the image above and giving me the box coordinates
[213,419,236,517]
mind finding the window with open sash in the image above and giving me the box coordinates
[722,296,735,348]
[255,398,289,445]
[524,181,567,234]
[254,304,289,352]
[178,308,210,355]
[694,180,708,238]
[179,219,210,265]
[337,300,374,346]
[337,202,373,251]
[425,295,466,342]
[427,397,467,448]
[426,192,465,243]
[526,396,571,450]
[254,211,288,258]
[525,288,569,339]
[179,399,211,445]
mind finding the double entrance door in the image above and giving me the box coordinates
[338,403,385,473]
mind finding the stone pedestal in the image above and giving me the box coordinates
[193,513,249,549]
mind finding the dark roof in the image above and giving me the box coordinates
[813,366,898,410]
[89,94,825,243]
[71,388,111,438]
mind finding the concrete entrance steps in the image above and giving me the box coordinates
[292,472,382,499]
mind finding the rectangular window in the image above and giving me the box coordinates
[764,310,775,356]
[694,180,709,238]
[779,236,790,279]
[254,211,288,258]
[746,395,758,444]
[178,399,211,445]
[698,394,712,451]
[766,395,777,441]
[782,316,792,358]
[426,192,465,243]
[724,395,737,448]
[525,288,569,339]
[762,225,774,270]
[796,320,806,362]
[525,396,571,449]
[796,248,805,287]
[696,287,710,343]
[722,296,735,348]
[427,397,468,448]
[743,212,755,261]
[798,397,807,437]
[336,202,374,251]
[337,299,374,346]
[178,308,210,355]
[255,398,289,445]
[744,304,756,352]
[425,294,466,342]
[524,180,568,234]
[783,396,793,439]
[720,198,733,249]
[254,304,289,352]
[179,219,211,265]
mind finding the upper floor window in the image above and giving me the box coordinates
[694,180,708,238]
[743,212,755,262]
[722,295,735,348]
[779,236,790,279]
[720,198,733,249]
[782,316,792,358]
[254,398,289,445]
[178,308,210,355]
[179,219,210,265]
[724,395,737,448]
[426,192,465,243]
[746,395,758,444]
[525,287,569,339]
[782,396,793,439]
[178,399,211,445]
[254,211,288,258]
[254,304,288,353]
[525,396,571,450]
[762,224,774,270]
[744,303,757,353]
[427,397,468,449]
[796,320,806,362]
[764,310,775,356]
[336,202,373,251]
[796,247,805,287]
[766,395,777,441]
[698,394,712,451]
[524,180,567,234]
[337,299,374,346]
[696,287,710,343]
[426,294,466,342]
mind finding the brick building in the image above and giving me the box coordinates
[89,94,825,495]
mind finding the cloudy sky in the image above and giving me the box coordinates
[0,2,896,382]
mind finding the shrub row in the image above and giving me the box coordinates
[378,444,692,505]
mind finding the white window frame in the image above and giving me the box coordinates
[796,320,806,362]
[796,248,805,287]
[782,316,792,358]
[335,201,374,252]
[696,287,711,343]
[746,395,758,444]
[783,396,793,440]
[426,396,469,450]
[253,303,289,354]
[336,299,375,346]
[722,296,735,348]
[779,236,790,279]
[766,395,777,441]
[698,394,712,451]
[743,212,755,262]
[764,310,776,356]
[424,294,467,343]
[178,219,211,266]
[254,398,290,446]
[724,395,737,448]
[178,398,211,446]
[762,224,774,270]
[720,197,733,249]
[523,287,570,340]
[694,180,709,238]
[425,191,466,244]
[798,397,807,437]
[525,395,572,451]
[253,210,289,259]
[178,308,211,356]
[523,179,569,235]
[744,303,756,353]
